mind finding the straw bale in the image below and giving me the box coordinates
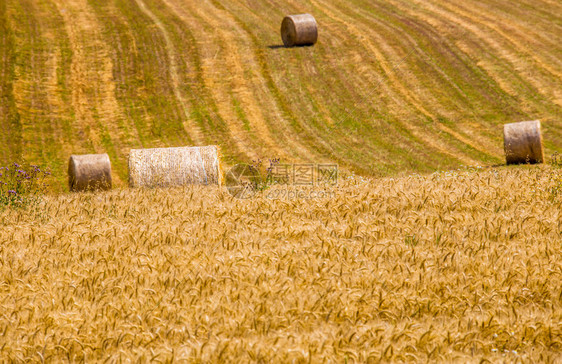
[128,146,222,188]
[503,120,544,165]
[68,153,112,192]
[281,14,318,47]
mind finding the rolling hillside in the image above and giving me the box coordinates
[1,0,561,188]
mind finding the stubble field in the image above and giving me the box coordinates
[1,166,561,362]
[1,0,562,188]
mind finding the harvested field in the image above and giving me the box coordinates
[1,166,561,362]
[1,0,562,188]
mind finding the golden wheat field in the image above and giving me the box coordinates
[1,166,561,362]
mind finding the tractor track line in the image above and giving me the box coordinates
[134,0,204,146]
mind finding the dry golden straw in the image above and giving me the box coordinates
[68,153,112,192]
[281,14,318,47]
[1,166,562,362]
[128,145,222,188]
[503,120,544,165]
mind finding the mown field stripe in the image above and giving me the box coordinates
[52,0,137,186]
[410,0,562,150]
[312,0,485,166]
[133,0,203,147]
[87,0,167,150]
[347,0,558,161]
[344,0,507,162]
[292,2,464,172]
[0,0,21,164]
[126,0,248,165]
[210,0,466,174]
[211,0,346,164]
[356,1,507,154]
[441,1,562,108]
[7,0,73,186]
[161,0,268,161]
[192,0,295,162]
[213,0,427,173]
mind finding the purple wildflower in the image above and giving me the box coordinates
[8,190,16,195]
[13,163,19,168]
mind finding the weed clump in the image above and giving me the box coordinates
[0,163,50,208]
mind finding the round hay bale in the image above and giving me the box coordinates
[128,145,223,188]
[68,153,112,192]
[281,14,318,47]
[503,120,544,165]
